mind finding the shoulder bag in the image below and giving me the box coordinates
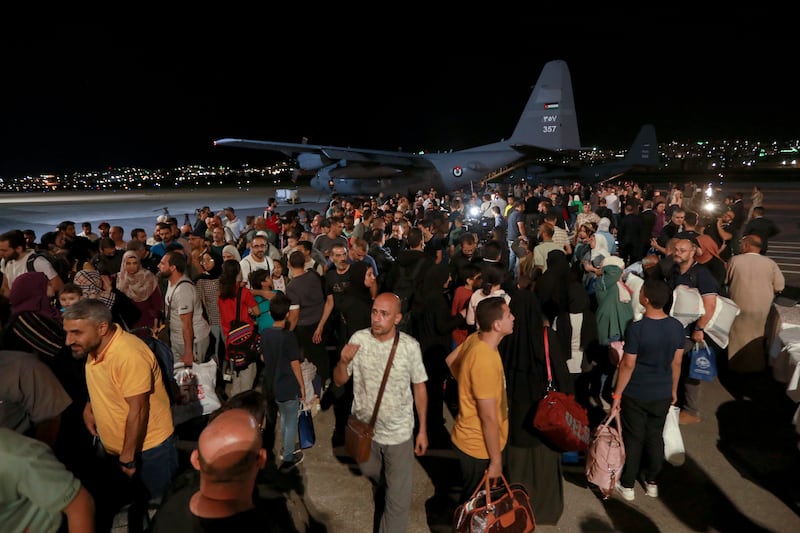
[453,470,536,533]
[533,327,592,452]
[344,331,399,463]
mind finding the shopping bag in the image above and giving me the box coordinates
[453,470,536,533]
[688,341,717,381]
[298,408,316,449]
[663,405,685,466]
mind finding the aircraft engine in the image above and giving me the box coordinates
[297,153,330,170]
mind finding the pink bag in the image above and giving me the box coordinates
[586,411,626,499]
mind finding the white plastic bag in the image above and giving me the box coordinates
[704,295,740,349]
[663,405,685,466]
[670,285,705,327]
[174,360,221,416]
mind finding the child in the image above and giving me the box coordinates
[58,283,83,313]
[259,293,306,472]
[451,263,481,347]
[270,259,287,293]
[249,269,277,332]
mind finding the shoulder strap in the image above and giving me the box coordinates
[167,279,193,320]
[543,326,554,391]
[235,285,243,322]
[368,331,400,428]
[26,252,41,271]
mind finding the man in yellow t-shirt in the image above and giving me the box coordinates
[447,296,514,503]
[64,299,177,501]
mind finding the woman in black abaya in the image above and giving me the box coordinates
[499,286,573,526]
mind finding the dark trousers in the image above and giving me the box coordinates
[619,395,671,488]
[294,323,330,384]
[454,446,491,504]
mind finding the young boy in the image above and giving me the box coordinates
[260,293,306,472]
[58,283,83,313]
[451,263,482,347]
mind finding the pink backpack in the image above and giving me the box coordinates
[586,411,626,499]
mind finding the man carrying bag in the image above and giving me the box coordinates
[333,292,429,533]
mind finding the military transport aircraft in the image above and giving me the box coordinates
[524,123,660,185]
[214,59,581,196]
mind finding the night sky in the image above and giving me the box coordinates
[2,29,795,178]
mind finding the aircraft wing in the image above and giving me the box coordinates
[213,138,435,170]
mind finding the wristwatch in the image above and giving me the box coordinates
[694,326,704,332]
[119,459,136,469]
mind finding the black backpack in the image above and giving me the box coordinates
[27,251,72,283]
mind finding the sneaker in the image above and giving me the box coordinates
[644,482,658,498]
[679,410,701,425]
[279,451,304,473]
[615,482,635,501]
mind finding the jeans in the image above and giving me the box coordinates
[140,433,178,501]
[278,398,301,462]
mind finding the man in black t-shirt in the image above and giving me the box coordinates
[150,408,271,532]
[665,237,719,426]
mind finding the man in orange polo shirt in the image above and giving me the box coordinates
[64,299,177,502]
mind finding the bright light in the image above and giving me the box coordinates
[705,183,713,198]
[703,201,716,212]
[469,206,481,218]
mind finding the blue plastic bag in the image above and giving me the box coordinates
[298,408,316,449]
[689,341,717,381]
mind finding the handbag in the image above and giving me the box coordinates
[533,327,591,452]
[453,470,536,533]
[688,341,717,381]
[298,408,316,449]
[344,332,399,463]
[586,411,626,499]
[608,340,625,367]
[663,405,685,466]
[227,286,262,372]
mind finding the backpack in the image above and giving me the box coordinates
[390,259,426,334]
[27,251,72,284]
[227,287,262,372]
[138,332,180,407]
[132,327,204,425]
[586,411,626,499]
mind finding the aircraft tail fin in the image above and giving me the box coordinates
[622,124,660,167]
[508,60,581,151]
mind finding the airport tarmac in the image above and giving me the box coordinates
[4,183,800,532]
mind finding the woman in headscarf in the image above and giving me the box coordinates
[74,268,141,329]
[585,255,634,408]
[7,271,61,321]
[338,260,376,339]
[413,262,465,445]
[116,250,162,331]
[2,272,66,358]
[499,286,570,525]
[221,244,241,262]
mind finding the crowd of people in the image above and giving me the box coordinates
[0,179,787,531]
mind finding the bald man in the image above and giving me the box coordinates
[335,292,428,533]
[150,409,267,530]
